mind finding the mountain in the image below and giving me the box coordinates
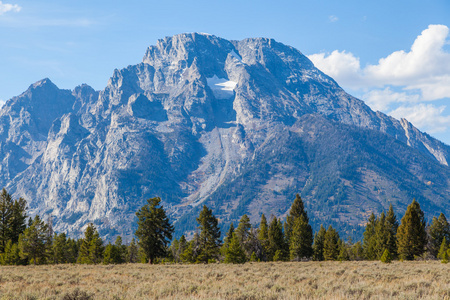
[1,33,450,239]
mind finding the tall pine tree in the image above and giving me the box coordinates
[196,205,221,263]
[427,213,450,258]
[286,194,313,260]
[18,215,50,265]
[313,224,326,261]
[397,199,427,260]
[323,225,340,261]
[267,217,286,261]
[135,197,173,264]
[363,213,377,260]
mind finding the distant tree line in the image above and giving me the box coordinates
[1,188,449,265]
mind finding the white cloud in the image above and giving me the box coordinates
[0,1,21,15]
[308,50,363,88]
[361,88,420,112]
[308,24,450,100]
[390,104,450,134]
[308,24,450,141]
[329,15,339,23]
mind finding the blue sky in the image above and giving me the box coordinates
[1,0,450,143]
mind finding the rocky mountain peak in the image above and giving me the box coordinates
[1,33,450,241]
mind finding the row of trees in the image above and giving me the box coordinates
[1,187,449,265]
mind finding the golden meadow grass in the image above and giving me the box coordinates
[0,261,449,299]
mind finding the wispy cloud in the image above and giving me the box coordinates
[0,1,21,15]
[329,15,338,23]
[2,16,95,28]
[308,24,450,138]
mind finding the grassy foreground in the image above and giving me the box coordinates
[0,261,449,299]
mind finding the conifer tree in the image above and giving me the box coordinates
[289,215,313,260]
[363,213,377,260]
[181,233,200,263]
[286,194,313,260]
[385,204,399,258]
[126,238,139,263]
[103,243,116,264]
[52,233,68,264]
[18,215,50,265]
[135,197,174,264]
[437,237,448,260]
[338,240,350,261]
[0,189,13,252]
[66,238,79,263]
[267,217,286,261]
[380,249,392,263]
[236,215,251,244]
[323,225,340,261]
[374,212,389,259]
[224,232,246,264]
[313,224,326,261]
[196,205,221,263]
[427,213,450,258]
[221,223,235,257]
[397,199,427,260]
[258,214,269,260]
[177,235,187,262]
[169,238,180,262]
[1,240,22,265]
[350,241,364,261]
[77,223,103,264]
[285,194,311,245]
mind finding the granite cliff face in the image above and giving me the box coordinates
[1,33,450,239]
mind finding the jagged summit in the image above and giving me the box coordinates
[1,33,450,240]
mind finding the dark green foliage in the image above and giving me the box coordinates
[77,223,103,264]
[437,237,448,260]
[236,215,251,245]
[51,233,68,264]
[135,197,174,264]
[221,223,234,257]
[196,205,221,263]
[286,194,313,261]
[385,204,399,258]
[427,213,450,258]
[363,205,398,260]
[126,238,139,263]
[18,215,50,265]
[285,194,308,243]
[338,240,350,261]
[0,189,27,253]
[103,236,126,264]
[363,213,377,260]
[313,225,326,261]
[380,249,392,263]
[289,215,313,261]
[350,241,364,261]
[0,188,13,253]
[0,240,22,265]
[397,199,427,260]
[180,233,200,263]
[323,225,340,261]
[267,217,287,261]
[224,232,246,264]
[258,214,269,260]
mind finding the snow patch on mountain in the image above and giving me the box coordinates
[206,75,237,99]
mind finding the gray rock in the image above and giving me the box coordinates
[1,33,449,240]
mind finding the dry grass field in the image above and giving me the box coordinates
[0,261,449,299]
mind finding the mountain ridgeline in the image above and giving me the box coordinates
[1,33,450,239]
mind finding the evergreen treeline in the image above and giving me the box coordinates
[1,188,450,265]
